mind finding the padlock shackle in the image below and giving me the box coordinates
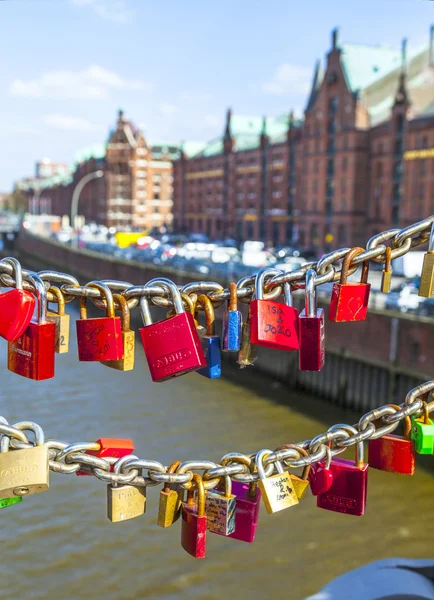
[340,247,368,285]
[147,278,185,314]
[283,282,293,307]
[26,274,47,323]
[139,295,152,327]
[384,246,392,272]
[229,282,238,312]
[429,221,434,252]
[1,420,45,452]
[86,282,115,318]
[48,286,65,316]
[278,443,310,480]
[163,460,181,493]
[190,473,205,516]
[305,269,317,318]
[254,268,282,301]
[3,257,23,290]
[329,423,364,467]
[388,404,412,439]
[216,475,232,498]
[113,294,130,332]
[197,294,215,336]
[256,448,285,480]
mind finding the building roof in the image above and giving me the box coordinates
[74,143,106,165]
[340,43,402,93]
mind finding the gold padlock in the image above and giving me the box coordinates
[380,247,393,294]
[205,475,236,536]
[0,421,49,498]
[419,222,434,298]
[237,308,258,368]
[157,460,183,528]
[256,449,298,514]
[278,443,311,499]
[107,455,146,523]
[47,286,70,353]
[101,294,135,371]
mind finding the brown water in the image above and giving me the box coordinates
[0,308,432,600]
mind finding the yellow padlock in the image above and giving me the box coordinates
[100,294,134,371]
[47,286,70,354]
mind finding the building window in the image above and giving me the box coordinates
[328,96,338,115]
[313,180,318,194]
[315,139,320,153]
[311,223,319,246]
[338,224,346,245]
[420,160,427,177]
[327,139,335,154]
[396,115,404,137]
[378,142,383,154]
[272,190,281,198]
[422,135,428,148]
[420,183,425,200]
[272,221,280,244]
[154,192,160,200]
[341,199,347,210]
[342,157,348,172]
[341,179,346,193]
[314,160,319,174]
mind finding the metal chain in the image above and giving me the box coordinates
[1,381,432,491]
[0,215,432,305]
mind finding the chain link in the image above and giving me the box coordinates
[0,381,432,490]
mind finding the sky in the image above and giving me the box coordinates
[0,0,432,191]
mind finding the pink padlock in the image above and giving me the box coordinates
[226,481,261,543]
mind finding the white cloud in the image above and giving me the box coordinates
[263,63,311,96]
[9,65,148,100]
[42,114,96,131]
[158,103,179,115]
[71,0,134,24]
[4,124,42,136]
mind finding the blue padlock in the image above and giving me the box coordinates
[222,282,242,352]
[196,294,222,379]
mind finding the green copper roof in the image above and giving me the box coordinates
[74,143,106,165]
[340,43,402,92]
[181,141,207,158]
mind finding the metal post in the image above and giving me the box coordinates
[71,170,104,248]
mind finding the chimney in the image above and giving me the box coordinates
[332,28,339,50]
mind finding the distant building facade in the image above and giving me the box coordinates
[173,27,434,251]
[18,111,178,231]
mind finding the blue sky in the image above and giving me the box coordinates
[0,0,432,191]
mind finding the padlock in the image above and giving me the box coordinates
[279,444,311,499]
[0,257,35,342]
[76,282,123,362]
[77,437,135,476]
[196,294,221,379]
[329,247,371,322]
[308,447,333,496]
[316,425,368,516]
[100,294,135,371]
[250,268,300,351]
[8,275,56,381]
[157,461,183,528]
[205,475,236,536]
[107,455,146,523]
[299,269,325,371]
[237,307,258,368]
[139,278,206,382]
[0,421,49,498]
[217,455,261,543]
[419,221,434,297]
[256,449,299,514]
[380,247,393,294]
[368,404,415,475]
[222,282,242,352]
[411,401,434,454]
[0,497,22,509]
[181,474,207,559]
[47,286,70,354]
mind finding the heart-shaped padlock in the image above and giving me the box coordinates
[0,258,35,342]
[308,460,333,496]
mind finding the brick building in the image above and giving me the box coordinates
[18,110,178,232]
[173,27,434,251]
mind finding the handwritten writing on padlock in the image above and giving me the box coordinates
[250,268,299,352]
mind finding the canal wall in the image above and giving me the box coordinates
[16,232,433,408]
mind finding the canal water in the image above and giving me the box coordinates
[0,307,432,600]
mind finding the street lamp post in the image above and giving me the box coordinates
[71,170,104,248]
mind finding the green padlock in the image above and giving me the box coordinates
[411,402,434,454]
[0,497,22,509]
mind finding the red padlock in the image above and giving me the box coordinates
[8,274,56,381]
[309,446,334,496]
[0,257,35,342]
[299,269,325,371]
[368,405,415,475]
[77,438,135,476]
[329,247,371,322]
[250,268,299,351]
[139,278,206,382]
[76,283,123,362]
[181,474,207,558]
[317,426,368,516]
